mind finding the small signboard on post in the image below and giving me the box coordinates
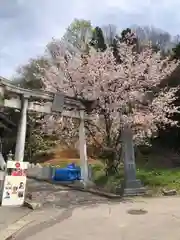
[1,161,28,206]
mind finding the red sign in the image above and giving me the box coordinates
[15,162,20,169]
[11,169,26,176]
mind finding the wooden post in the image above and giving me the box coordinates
[15,97,28,162]
[79,110,89,186]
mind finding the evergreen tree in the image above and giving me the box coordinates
[90,27,107,52]
[120,28,138,45]
[110,37,121,63]
[172,42,180,59]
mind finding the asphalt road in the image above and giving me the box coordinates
[14,179,180,240]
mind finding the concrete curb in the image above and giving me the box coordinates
[59,182,122,199]
[27,177,122,199]
[24,200,42,210]
[0,213,33,240]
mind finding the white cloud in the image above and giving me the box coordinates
[0,0,180,78]
[104,0,150,13]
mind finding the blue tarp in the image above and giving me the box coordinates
[52,163,81,182]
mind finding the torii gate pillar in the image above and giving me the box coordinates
[15,97,29,162]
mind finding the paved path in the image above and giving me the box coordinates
[0,172,30,233]
[0,206,30,231]
[13,179,180,240]
[0,171,31,234]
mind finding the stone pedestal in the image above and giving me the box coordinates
[121,126,145,196]
[121,179,145,196]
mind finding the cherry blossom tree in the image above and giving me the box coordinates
[37,38,180,172]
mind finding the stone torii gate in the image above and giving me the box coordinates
[0,77,145,195]
[0,77,94,185]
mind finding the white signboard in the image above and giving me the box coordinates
[2,176,26,206]
[1,161,28,206]
[6,161,28,170]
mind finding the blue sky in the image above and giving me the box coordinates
[0,0,180,78]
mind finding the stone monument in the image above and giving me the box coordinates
[121,126,145,196]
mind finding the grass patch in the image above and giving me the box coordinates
[137,168,180,187]
[91,164,123,193]
[92,163,180,195]
[40,156,180,196]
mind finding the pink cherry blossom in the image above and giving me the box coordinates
[35,39,180,148]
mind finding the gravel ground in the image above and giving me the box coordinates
[26,178,117,208]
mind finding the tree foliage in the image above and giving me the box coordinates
[172,43,180,60]
[90,27,107,52]
[102,24,117,46]
[134,26,172,51]
[37,37,180,171]
[14,57,51,90]
[13,20,180,168]
[62,18,93,54]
